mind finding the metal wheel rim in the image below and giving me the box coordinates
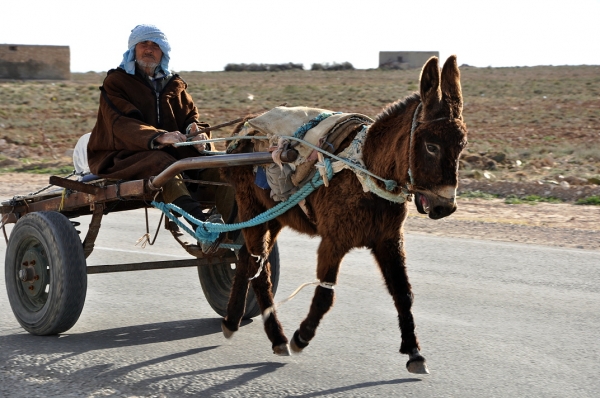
[14,237,50,312]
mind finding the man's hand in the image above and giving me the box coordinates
[154,131,186,148]
[187,123,209,152]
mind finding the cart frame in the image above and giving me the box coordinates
[1,152,278,335]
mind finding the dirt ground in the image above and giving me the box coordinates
[407,198,600,251]
[1,173,598,251]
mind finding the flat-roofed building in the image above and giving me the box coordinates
[379,51,439,70]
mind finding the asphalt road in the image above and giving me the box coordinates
[1,208,599,397]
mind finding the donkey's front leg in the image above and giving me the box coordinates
[372,237,429,374]
[290,238,343,353]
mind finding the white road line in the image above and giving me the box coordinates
[94,246,189,258]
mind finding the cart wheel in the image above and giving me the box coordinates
[198,242,280,319]
[5,211,87,335]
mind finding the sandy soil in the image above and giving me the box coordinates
[407,198,599,251]
[1,173,598,251]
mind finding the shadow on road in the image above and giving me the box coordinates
[131,361,287,396]
[1,317,287,396]
[0,318,424,396]
[288,378,422,397]
[0,318,236,355]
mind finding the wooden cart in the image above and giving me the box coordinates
[1,152,279,335]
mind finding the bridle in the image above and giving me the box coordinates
[407,102,422,188]
[407,102,464,192]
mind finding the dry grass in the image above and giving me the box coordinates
[0,66,599,182]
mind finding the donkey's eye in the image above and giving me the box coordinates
[426,143,440,155]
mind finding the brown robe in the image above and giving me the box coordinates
[87,68,209,180]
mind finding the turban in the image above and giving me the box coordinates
[119,24,171,75]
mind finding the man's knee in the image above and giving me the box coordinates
[161,175,191,203]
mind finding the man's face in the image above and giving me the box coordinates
[135,40,163,70]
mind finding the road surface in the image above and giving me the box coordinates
[1,208,599,397]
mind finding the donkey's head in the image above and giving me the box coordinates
[410,55,468,219]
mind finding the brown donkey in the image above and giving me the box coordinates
[220,55,467,374]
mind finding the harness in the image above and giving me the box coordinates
[154,102,425,246]
[149,104,427,311]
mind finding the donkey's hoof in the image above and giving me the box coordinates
[406,357,429,374]
[406,348,429,374]
[221,320,236,339]
[289,338,303,353]
[290,329,309,353]
[273,343,291,356]
[406,348,429,375]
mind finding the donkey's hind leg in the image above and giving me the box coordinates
[371,237,429,374]
[290,237,344,353]
[221,243,252,338]
[222,222,290,355]
[248,222,290,356]
[249,258,290,356]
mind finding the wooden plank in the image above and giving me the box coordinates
[0,180,150,219]
[49,176,102,195]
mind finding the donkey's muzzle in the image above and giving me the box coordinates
[429,200,457,219]
[414,192,457,220]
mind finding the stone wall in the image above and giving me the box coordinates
[0,44,70,80]
[379,51,439,69]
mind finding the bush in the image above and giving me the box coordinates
[575,196,600,206]
[310,62,354,71]
[459,190,498,200]
[224,63,304,72]
[504,194,563,205]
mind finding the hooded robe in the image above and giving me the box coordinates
[87,68,210,180]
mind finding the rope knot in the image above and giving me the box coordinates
[193,224,220,244]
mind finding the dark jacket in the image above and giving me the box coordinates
[88,68,209,179]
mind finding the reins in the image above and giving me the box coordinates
[175,102,426,200]
[152,104,428,319]
[158,103,426,246]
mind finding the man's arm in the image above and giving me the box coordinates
[179,87,212,151]
[93,73,167,152]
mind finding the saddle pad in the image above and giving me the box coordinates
[244,106,331,145]
[242,106,373,160]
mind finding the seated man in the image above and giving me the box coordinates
[87,24,222,251]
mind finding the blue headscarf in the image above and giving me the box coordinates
[119,24,171,75]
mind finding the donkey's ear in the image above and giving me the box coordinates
[441,55,463,119]
[420,56,442,116]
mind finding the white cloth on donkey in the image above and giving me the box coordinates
[241,106,373,163]
[238,106,373,202]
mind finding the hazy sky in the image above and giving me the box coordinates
[2,0,599,72]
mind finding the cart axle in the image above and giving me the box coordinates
[86,255,238,274]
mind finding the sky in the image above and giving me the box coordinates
[2,0,599,73]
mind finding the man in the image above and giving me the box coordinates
[87,24,222,251]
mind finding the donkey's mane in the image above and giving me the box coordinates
[375,92,420,123]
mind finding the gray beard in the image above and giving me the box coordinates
[136,59,159,70]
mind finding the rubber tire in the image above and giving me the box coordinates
[198,242,280,319]
[5,211,87,335]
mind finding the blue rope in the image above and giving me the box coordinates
[156,109,411,248]
[293,112,340,139]
[174,113,399,191]
[151,159,334,245]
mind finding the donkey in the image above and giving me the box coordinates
[220,55,467,374]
